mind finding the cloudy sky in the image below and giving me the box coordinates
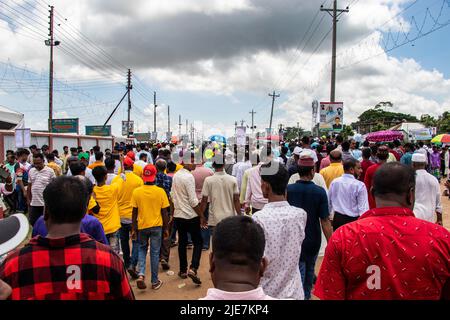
[0,0,449,138]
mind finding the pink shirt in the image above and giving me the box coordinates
[192,165,214,201]
[245,165,268,210]
[320,156,331,171]
[200,287,277,300]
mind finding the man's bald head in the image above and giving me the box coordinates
[330,150,342,162]
[155,159,167,172]
[372,162,416,209]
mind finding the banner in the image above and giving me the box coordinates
[51,118,79,134]
[15,128,31,148]
[410,128,432,141]
[236,126,246,146]
[122,121,134,136]
[85,125,111,137]
[134,133,151,142]
[319,102,344,132]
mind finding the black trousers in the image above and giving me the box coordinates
[29,206,44,226]
[332,212,358,232]
[174,217,203,273]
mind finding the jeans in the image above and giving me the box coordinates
[160,215,172,262]
[119,223,139,269]
[106,231,120,255]
[299,253,318,300]
[138,227,162,284]
[201,205,210,250]
[16,188,27,213]
[175,217,203,273]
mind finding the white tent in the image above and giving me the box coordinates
[0,105,24,129]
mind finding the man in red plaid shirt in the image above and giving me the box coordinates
[0,176,134,300]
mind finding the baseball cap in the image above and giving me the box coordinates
[126,151,135,160]
[123,157,134,167]
[78,152,89,160]
[142,164,157,183]
[412,153,427,163]
[293,146,303,156]
[0,214,29,256]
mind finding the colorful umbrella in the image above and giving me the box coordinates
[431,134,450,144]
[208,135,227,144]
[366,130,404,143]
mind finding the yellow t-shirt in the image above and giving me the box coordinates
[87,196,97,214]
[118,165,143,178]
[131,185,170,230]
[47,162,62,176]
[113,171,143,220]
[93,179,123,235]
[88,161,105,170]
[320,163,344,189]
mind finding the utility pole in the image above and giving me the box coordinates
[167,105,170,134]
[321,0,349,102]
[178,115,182,138]
[126,69,132,138]
[185,119,188,135]
[45,6,60,132]
[153,91,157,134]
[268,91,280,135]
[249,109,256,135]
[240,120,245,127]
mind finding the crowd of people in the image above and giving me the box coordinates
[0,135,449,300]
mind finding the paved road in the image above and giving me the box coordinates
[135,181,450,300]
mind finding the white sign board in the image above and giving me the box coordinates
[236,126,246,146]
[15,128,31,148]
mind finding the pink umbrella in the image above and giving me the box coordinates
[366,130,404,143]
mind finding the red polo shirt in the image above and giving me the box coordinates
[364,163,381,209]
[314,207,450,300]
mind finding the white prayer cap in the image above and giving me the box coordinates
[412,153,427,163]
[293,146,303,156]
[300,149,315,159]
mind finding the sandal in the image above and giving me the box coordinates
[188,269,202,285]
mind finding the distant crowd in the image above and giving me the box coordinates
[0,135,449,300]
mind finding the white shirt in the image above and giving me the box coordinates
[288,172,328,192]
[106,173,117,186]
[29,166,56,207]
[67,168,96,185]
[89,154,96,165]
[135,160,147,170]
[413,169,442,223]
[232,160,252,192]
[253,201,306,300]
[328,174,369,218]
[171,168,199,220]
[200,287,276,300]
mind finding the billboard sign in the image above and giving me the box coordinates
[122,121,134,136]
[134,132,151,142]
[319,102,344,132]
[410,128,432,141]
[236,126,246,146]
[85,125,112,137]
[51,118,79,134]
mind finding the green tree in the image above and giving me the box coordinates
[341,125,355,140]
[284,126,305,140]
[437,111,450,133]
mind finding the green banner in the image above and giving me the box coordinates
[51,118,79,133]
[85,125,112,137]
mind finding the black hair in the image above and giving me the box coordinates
[372,163,415,198]
[33,153,44,160]
[155,159,167,172]
[316,144,324,153]
[377,147,389,161]
[92,166,107,183]
[94,151,104,161]
[43,176,89,224]
[139,153,147,160]
[29,145,37,150]
[329,151,342,161]
[93,146,100,152]
[281,146,288,155]
[167,161,177,173]
[63,146,68,149]
[342,141,350,152]
[52,150,59,157]
[336,135,344,143]
[343,158,359,171]
[298,165,315,177]
[301,136,310,145]
[212,216,265,271]
[46,153,55,161]
[388,142,395,149]
[104,157,116,170]
[70,147,77,153]
[260,161,288,195]
[362,147,372,159]
[212,153,226,169]
[70,161,86,176]
[363,140,370,147]
[17,148,30,157]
